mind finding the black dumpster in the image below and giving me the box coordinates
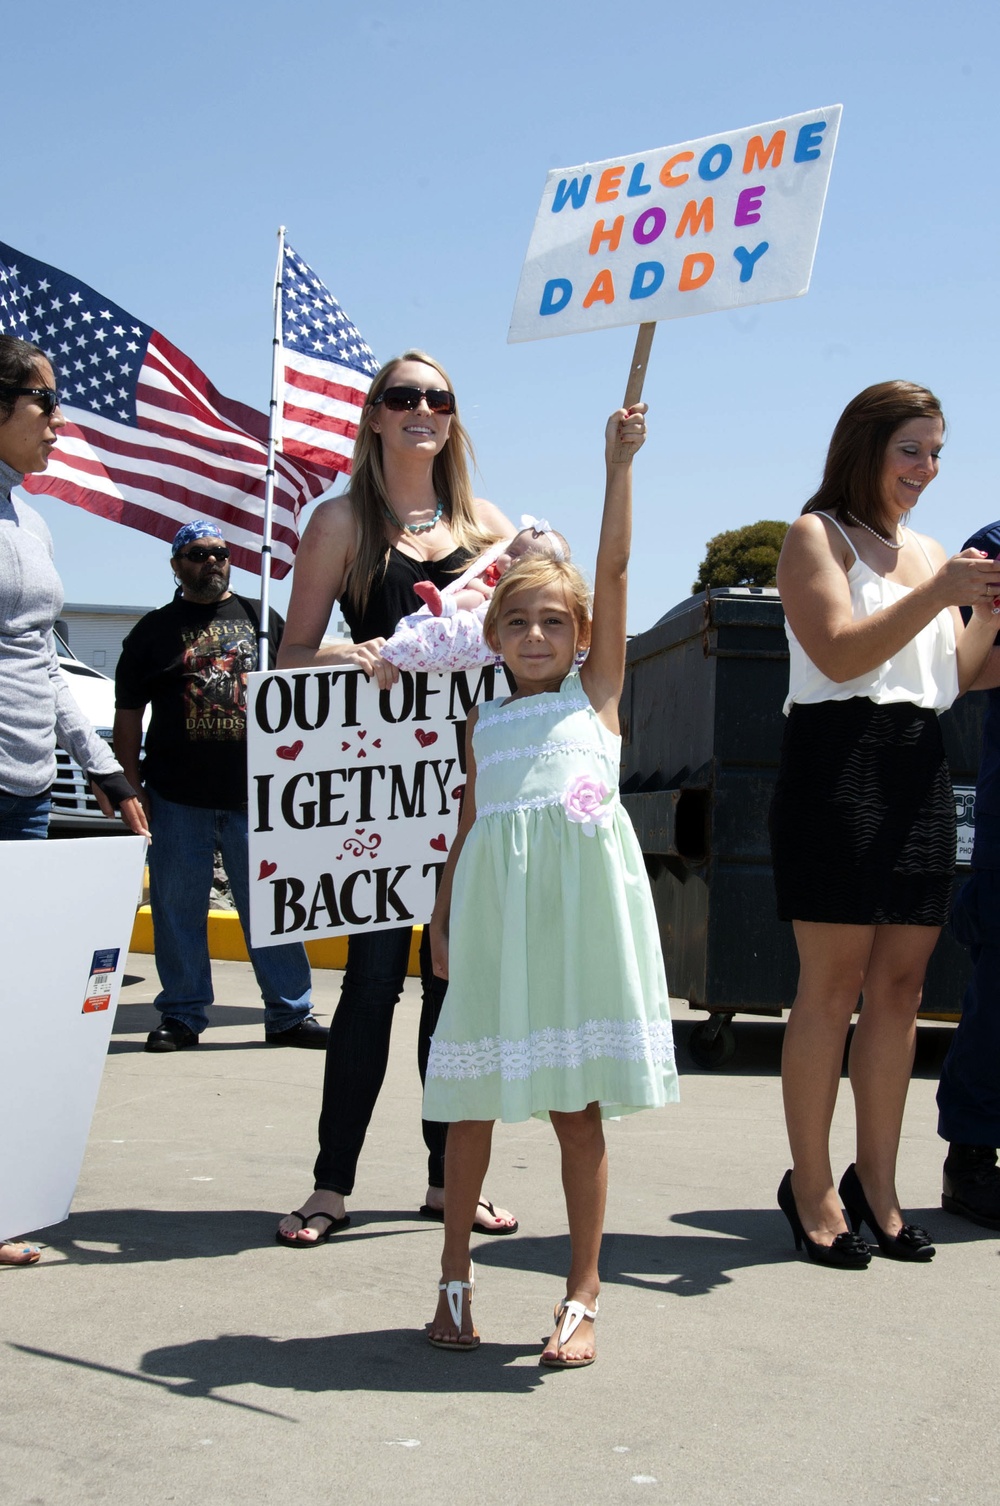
[620,587,983,1067]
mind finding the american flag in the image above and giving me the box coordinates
[0,239,329,577]
[279,242,380,477]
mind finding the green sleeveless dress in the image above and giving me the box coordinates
[423,672,679,1124]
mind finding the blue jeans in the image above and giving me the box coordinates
[938,869,1000,1145]
[0,791,50,841]
[147,790,312,1036]
[314,926,448,1195]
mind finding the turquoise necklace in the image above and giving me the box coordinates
[386,497,445,535]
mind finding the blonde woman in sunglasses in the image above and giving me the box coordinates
[275,351,519,1247]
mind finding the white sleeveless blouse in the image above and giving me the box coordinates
[784,513,958,715]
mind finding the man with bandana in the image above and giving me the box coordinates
[113,522,326,1052]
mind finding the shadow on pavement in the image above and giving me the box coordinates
[35,1208,435,1262]
[11,1330,548,1407]
[671,1017,953,1080]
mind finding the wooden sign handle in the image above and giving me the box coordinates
[613,321,656,461]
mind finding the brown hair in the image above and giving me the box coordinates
[482,556,592,653]
[0,335,50,423]
[802,380,945,533]
[344,350,499,615]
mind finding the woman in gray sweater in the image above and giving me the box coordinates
[0,334,147,1264]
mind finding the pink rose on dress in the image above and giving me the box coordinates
[562,775,614,836]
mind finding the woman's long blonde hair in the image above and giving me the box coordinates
[344,350,499,616]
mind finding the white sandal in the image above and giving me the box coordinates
[428,1261,479,1351]
[540,1295,599,1369]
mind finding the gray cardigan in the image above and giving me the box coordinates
[0,458,122,798]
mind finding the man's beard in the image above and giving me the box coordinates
[185,570,230,603]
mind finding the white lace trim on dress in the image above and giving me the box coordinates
[427,1018,675,1080]
[476,739,610,770]
[479,695,589,728]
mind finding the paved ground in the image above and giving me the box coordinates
[2,959,997,1506]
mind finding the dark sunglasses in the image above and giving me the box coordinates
[176,545,230,563]
[371,385,456,415]
[1,385,62,415]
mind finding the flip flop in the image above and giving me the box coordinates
[428,1261,479,1351]
[540,1297,599,1369]
[418,1199,519,1236]
[275,1208,350,1248]
[0,1241,41,1266]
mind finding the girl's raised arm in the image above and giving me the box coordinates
[581,404,647,729]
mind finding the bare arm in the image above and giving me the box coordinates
[428,710,479,980]
[961,632,1000,692]
[580,405,646,731]
[777,515,1000,684]
[276,497,399,686]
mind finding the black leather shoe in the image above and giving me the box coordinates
[265,1016,329,1049]
[942,1144,1000,1229]
[145,1019,200,1053]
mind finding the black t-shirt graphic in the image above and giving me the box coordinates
[116,594,283,810]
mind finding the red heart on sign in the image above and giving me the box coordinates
[276,740,303,761]
[430,834,448,852]
[357,729,367,739]
[415,728,438,748]
[451,785,465,801]
[258,860,277,879]
[342,741,351,751]
[373,738,382,748]
[358,749,367,758]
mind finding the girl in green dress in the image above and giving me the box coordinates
[424,404,678,1367]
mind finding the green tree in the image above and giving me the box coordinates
[692,520,790,593]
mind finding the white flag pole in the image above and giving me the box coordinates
[258,224,286,671]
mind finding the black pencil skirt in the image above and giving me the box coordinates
[769,698,956,926]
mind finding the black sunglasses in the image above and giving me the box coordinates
[371,386,456,415]
[1,385,61,416]
[176,545,230,563]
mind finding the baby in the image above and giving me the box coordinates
[382,516,570,673]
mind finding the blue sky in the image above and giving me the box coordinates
[5,1,999,634]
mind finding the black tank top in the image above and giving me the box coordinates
[341,545,473,642]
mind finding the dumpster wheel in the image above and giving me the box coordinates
[688,1014,736,1070]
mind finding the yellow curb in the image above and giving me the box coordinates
[129,906,423,975]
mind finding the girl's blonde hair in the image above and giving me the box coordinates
[482,556,592,652]
[344,349,500,615]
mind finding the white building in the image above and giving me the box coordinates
[57,604,151,677]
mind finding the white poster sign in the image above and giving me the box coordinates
[247,665,512,947]
[509,105,842,343]
[0,835,147,1239]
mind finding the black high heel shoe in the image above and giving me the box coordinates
[777,1170,871,1269]
[838,1164,936,1262]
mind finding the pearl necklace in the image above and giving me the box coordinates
[386,498,445,535]
[844,510,904,551]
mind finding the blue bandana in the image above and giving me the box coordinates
[172,519,224,554]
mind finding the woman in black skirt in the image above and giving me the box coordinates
[771,381,1000,1267]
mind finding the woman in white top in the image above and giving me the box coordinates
[771,380,999,1268]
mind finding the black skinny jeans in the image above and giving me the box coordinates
[313,925,448,1195]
